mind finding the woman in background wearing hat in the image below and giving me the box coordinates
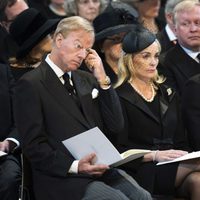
[89,2,139,85]
[9,8,60,80]
[64,0,107,22]
[113,27,200,199]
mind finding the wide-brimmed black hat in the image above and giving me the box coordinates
[93,2,139,41]
[9,8,60,59]
[122,26,156,53]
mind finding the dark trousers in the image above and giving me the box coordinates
[0,154,21,200]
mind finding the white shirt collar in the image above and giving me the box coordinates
[45,54,71,80]
[180,45,200,62]
[165,24,177,41]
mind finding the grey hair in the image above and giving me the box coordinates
[53,16,94,41]
[64,0,108,17]
[173,0,200,25]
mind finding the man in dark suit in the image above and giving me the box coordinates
[0,63,21,200]
[182,74,200,151]
[14,16,152,200]
[159,0,200,95]
[157,0,180,54]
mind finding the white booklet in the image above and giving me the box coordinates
[157,151,200,165]
[62,127,150,167]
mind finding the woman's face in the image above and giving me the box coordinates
[131,41,160,82]
[77,0,101,22]
[102,33,126,63]
[135,0,160,19]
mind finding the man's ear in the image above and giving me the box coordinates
[55,33,63,48]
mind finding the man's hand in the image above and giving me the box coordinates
[84,48,108,84]
[0,140,16,153]
[78,153,109,176]
[0,140,10,152]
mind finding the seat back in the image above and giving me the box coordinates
[20,154,35,200]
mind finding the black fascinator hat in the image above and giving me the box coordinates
[122,26,156,54]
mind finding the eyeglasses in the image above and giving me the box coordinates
[105,36,124,44]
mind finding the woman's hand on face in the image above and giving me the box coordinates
[154,149,188,162]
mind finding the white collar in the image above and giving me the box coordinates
[165,24,177,41]
[45,54,71,79]
[180,46,200,61]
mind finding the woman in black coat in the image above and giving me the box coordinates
[114,27,200,200]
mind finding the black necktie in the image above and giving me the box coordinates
[63,73,80,107]
[63,73,75,95]
[197,54,200,63]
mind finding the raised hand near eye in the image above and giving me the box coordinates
[85,49,110,88]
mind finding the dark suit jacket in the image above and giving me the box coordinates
[156,28,176,54]
[182,74,200,150]
[159,44,200,95]
[0,26,18,64]
[14,60,124,200]
[0,63,18,141]
[114,82,189,194]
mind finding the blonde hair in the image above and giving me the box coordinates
[115,40,165,88]
[53,16,94,42]
[173,0,200,25]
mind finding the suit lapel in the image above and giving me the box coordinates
[158,85,172,119]
[117,83,159,123]
[40,62,90,129]
[172,45,200,78]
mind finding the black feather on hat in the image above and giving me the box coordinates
[122,26,156,54]
[9,8,60,59]
[93,2,139,41]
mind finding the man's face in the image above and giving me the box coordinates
[54,29,94,72]
[4,0,28,31]
[174,6,200,51]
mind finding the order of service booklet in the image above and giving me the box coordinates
[157,151,200,165]
[62,127,150,167]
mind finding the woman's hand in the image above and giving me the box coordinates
[153,149,188,162]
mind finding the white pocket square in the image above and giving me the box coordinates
[92,88,99,99]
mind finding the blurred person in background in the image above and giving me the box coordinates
[0,0,28,63]
[91,1,139,84]
[159,0,200,95]
[64,0,107,22]
[44,0,67,19]
[120,0,165,34]
[157,0,199,54]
